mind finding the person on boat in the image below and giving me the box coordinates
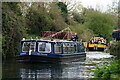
[94,39,98,44]
[98,40,101,44]
[71,33,78,41]
[101,39,104,44]
[104,40,107,45]
[91,39,94,44]
[98,38,101,44]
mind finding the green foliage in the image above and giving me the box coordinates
[72,12,85,24]
[57,2,68,23]
[69,24,94,41]
[110,42,120,59]
[6,2,22,16]
[72,9,116,42]
[2,2,27,59]
[94,59,120,79]
[26,34,41,39]
[84,11,115,42]
[26,7,54,35]
[49,3,68,31]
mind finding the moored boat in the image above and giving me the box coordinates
[87,37,107,51]
[16,39,86,63]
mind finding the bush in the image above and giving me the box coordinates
[110,42,120,59]
[94,59,120,79]
[2,2,27,59]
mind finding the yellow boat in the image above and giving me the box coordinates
[88,37,107,51]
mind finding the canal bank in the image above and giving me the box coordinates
[2,52,114,79]
[93,42,120,79]
[94,59,120,79]
[110,42,120,59]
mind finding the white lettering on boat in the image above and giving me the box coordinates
[37,53,47,56]
[20,53,26,55]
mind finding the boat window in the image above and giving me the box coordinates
[63,43,67,53]
[63,43,72,54]
[78,43,84,52]
[69,43,76,53]
[54,43,62,54]
[22,42,36,52]
[63,43,78,54]
[30,42,36,51]
[38,42,51,53]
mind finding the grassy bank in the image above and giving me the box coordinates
[94,42,120,79]
[94,59,120,79]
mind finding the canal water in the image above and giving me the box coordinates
[2,52,115,80]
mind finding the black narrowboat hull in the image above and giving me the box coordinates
[16,53,86,63]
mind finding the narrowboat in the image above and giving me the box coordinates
[87,37,107,51]
[16,39,86,63]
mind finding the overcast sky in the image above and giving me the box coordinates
[80,0,119,12]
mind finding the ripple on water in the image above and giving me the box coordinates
[86,52,113,59]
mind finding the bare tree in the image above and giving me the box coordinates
[63,0,82,12]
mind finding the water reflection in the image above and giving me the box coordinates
[2,52,114,80]
[18,61,86,79]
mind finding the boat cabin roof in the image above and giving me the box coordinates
[21,39,77,43]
